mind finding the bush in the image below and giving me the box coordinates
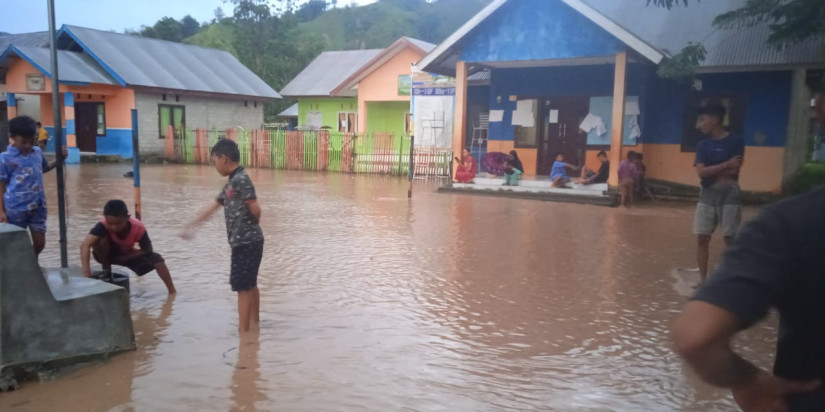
[790,162,825,194]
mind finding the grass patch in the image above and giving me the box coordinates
[790,162,825,194]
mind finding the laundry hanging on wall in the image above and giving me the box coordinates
[579,113,607,136]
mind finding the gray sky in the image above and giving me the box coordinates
[0,0,377,34]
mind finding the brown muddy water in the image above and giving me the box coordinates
[1,164,776,411]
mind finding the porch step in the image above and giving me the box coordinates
[440,177,617,206]
[472,176,609,193]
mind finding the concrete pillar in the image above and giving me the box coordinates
[453,61,469,176]
[608,52,627,188]
[782,68,810,186]
[63,92,80,163]
[6,93,16,147]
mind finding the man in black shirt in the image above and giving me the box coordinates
[672,76,825,411]
[577,150,610,185]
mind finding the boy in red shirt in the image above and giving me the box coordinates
[80,199,176,294]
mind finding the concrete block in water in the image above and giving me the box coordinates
[0,224,136,388]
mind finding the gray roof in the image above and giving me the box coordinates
[0,46,117,85]
[277,103,298,117]
[0,32,49,51]
[62,25,280,99]
[279,49,383,97]
[404,37,437,53]
[583,0,825,69]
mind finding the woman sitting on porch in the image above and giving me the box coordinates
[454,148,477,183]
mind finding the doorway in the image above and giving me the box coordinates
[75,102,101,152]
[536,97,589,176]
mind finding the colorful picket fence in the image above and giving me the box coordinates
[165,127,451,177]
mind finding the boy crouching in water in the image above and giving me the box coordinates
[81,199,176,294]
[181,139,263,333]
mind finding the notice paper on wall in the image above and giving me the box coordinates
[548,109,559,124]
[625,100,641,116]
[516,99,533,113]
[512,111,535,128]
[488,110,504,122]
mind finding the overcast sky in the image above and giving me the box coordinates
[0,0,378,34]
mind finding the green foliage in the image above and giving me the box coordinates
[651,0,825,80]
[657,42,707,82]
[183,22,237,56]
[790,162,825,194]
[180,15,200,38]
[713,0,825,46]
[296,0,329,22]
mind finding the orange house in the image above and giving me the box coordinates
[0,25,279,163]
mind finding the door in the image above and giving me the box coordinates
[537,97,588,176]
[74,102,99,152]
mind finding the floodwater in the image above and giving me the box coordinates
[1,164,776,411]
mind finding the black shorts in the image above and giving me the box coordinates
[94,250,164,276]
[230,240,264,292]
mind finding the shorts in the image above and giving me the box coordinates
[6,207,47,233]
[693,183,742,237]
[551,173,568,181]
[230,240,264,292]
[94,249,164,276]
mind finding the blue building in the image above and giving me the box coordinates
[417,0,825,193]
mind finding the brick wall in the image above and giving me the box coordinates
[135,90,265,156]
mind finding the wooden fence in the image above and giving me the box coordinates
[165,127,451,177]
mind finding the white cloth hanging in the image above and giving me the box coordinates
[580,113,607,136]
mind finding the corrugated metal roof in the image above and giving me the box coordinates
[279,49,383,97]
[582,0,825,68]
[277,103,298,117]
[0,46,118,85]
[62,25,280,98]
[0,32,49,50]
[468,70,490,81]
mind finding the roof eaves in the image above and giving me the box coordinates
[59,25,127,87]
[0,45,52,78]
[560,0,664,64]
[416,0,510,74]
[331,39,417,96]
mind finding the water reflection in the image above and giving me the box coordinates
[0,164,774,411]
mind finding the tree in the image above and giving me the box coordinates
[649,0,825,45]
[296,0,328,22]
[152,17,184,42]
[180,15,201,39]
[650,0,825,81]
[214,7,226,22]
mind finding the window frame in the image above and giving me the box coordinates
[338,111,357,133]
[94,102,106,136]
[158,104,186,139]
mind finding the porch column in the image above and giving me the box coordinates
[63,92,80,163]
[6,93,16,147]
[608,52,627,188]
[453,61,469,176]
[7,93,17,118]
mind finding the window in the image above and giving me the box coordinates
[682,95,746,152]
[306,112,323,129]
[338,112,357,133]
[95,103,106,135]
[405,112,412,134]
[158,104,185,139]
[514,99,538,147]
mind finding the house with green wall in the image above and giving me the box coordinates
[281,37,435,137]
[280,49,381,132]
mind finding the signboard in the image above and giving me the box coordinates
[26,74,45,91]
[398,75,412,96]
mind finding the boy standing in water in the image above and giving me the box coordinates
[182,139,264,333]
[0,116,65,257]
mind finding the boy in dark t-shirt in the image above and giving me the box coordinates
[181,139,264,334]
[578,150,610,185]
[672,75,825,412]
[80,199,176,294]
[692,103,745,282]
